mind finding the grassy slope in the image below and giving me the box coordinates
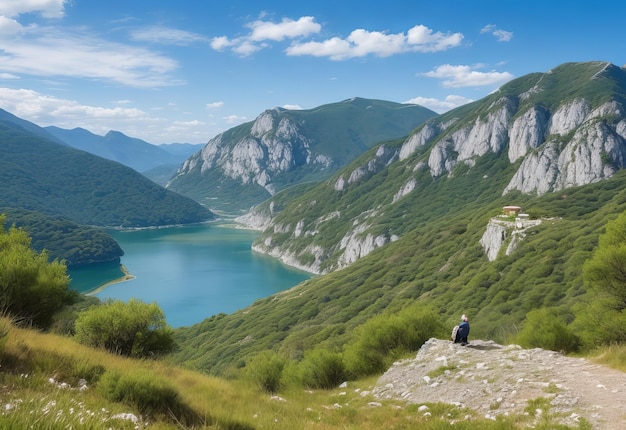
[0,317,591,429]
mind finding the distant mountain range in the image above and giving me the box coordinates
[44,126,203,182]
[166,97,437,213]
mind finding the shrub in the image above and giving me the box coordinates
[98,369,202,425]
[298,349,345,389]
[246,350,286,393]
[515,308,580,353]
[74,299,175,357]
[0,219,75,329]
[343,306,445,378]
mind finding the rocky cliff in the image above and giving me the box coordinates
[400,62,626,196]
[248,62,626,274]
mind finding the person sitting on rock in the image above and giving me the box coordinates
[455,314,470,345]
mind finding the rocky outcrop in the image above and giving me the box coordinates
[504,101,626,195]
[397,63,626,197]
[372,338,626,429]
[480,218,542,261]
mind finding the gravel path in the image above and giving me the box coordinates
[372,338,626,428]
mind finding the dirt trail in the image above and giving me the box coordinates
[372,338,626,429]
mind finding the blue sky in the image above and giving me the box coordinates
[0,0,623,144]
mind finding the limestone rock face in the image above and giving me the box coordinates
[174,109,316,195]
[480,218,542,261]
[504,103,626,195]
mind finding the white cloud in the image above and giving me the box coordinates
[211,15,321,56]
[421,64,514,88]
[247,16,321,41]
[206,101,224,109]
[0,86,218,143]
[480,24,513,42]
[282,104,303,110]
[0,87,147,126]
[131,26,208,45]
[286,25,463,60]
[223,114,247,124]
[0,26,181,87]
[404,95,473,113]
[0,72,20,79]
[0,15,24,36]
[173,119,205,126]
[210,35,236,51]
[0,0,65,18]
[211,16,461,59]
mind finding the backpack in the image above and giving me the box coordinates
[451,325,459,342]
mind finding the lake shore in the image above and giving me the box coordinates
[86,265,135,296]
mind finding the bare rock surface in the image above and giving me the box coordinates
[372,338,626,429]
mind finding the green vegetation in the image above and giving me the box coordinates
[1,207,123,266]
[74,298,175,358]
[0,216,76,328]
[0,120,214,227]
[0,317,591,429]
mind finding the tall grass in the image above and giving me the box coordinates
[589,344,626,372]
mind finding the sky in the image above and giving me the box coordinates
[0,1,624,145]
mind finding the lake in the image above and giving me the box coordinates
[68,223,311,328]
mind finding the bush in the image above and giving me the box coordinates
[515,308,580,353]
[246,350,286,393]
[343,306,445,378]
[74,299,175,357]
[98,369,202,425]
[0,219,75,329]
[298,349,345,389]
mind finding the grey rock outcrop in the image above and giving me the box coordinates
[480,218,542,261]
[373,338,626,429]
[173,109,316,195]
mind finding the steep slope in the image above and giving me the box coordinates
[45,126,198,173]
[166,98,437,213]
[0,120,215,227]
[249,61,626,274]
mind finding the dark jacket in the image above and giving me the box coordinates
[456,321,470,343]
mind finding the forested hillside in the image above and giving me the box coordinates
[1,208,123,267]
[0,119,215,227]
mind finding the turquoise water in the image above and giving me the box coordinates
[68,223,311,328]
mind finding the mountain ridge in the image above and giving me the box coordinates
[166,97,437,213]
[45,125,203,174]
[245,61,626,274]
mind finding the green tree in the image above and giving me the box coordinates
[0,215,75,328]
[74,298,175,357]
[583,212,626,310]
[514,308,580,353]
[578,212,626,345]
